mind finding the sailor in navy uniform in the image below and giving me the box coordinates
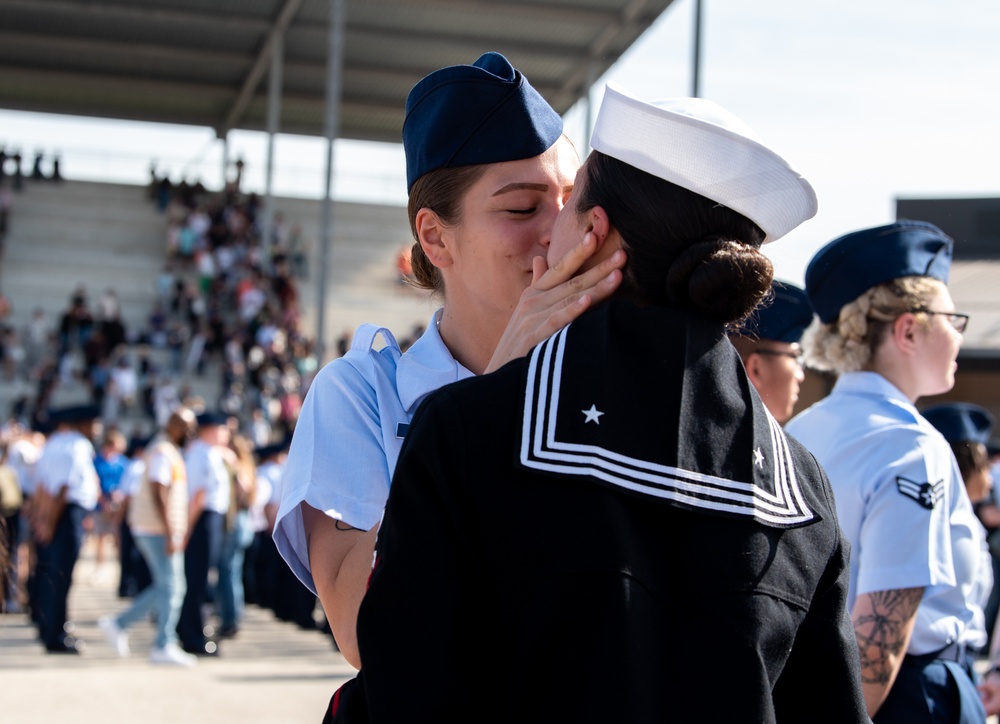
[786,222,985,722]
[729,280,814,424]
[326,85,868,723]
[32,404,101,653]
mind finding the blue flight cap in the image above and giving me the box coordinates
[50,403,101,425]
[403,52,564,191]
[254,442,286,461]
[804,220,954,324]
[736,281,814,343]
[196,411,230,428]
[923,403,995,445]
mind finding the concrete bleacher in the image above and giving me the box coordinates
[0,179,437,419]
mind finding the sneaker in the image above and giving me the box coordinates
[150,643,197,667]
[98,616,130,658]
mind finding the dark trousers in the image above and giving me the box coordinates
[267,534,317,629]
[118,518,151,598]
[875,650,985,724]
[34,504,86,648]
[176,510,223,649]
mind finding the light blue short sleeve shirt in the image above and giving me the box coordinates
[35,431,100,510]
[786,371,989,654]
[273,310,473,592]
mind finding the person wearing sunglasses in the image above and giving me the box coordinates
[729,280,813,424]
[786,220,985,722]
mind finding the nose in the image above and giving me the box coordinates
[537,204,561,249]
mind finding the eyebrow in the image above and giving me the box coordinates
[491,182,549,196]
[490,182,575,198]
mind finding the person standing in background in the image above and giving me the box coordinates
[100,408,197,666]
[728,280,813,424]
[32,404,101,653]
[786,221,985,721]
[176,411,231,656]
[215,433,256,639]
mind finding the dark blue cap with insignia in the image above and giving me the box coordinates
[49,403,101,425]
[403,52,564,191]
[804,220,954,324]
[736,281,813,343]
[196,411,230,427]
[923,403,995,445]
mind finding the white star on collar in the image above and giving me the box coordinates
[582,404,604,425]
[753,447,764,468]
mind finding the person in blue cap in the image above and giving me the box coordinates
[31,403,101,653]
[729,280,813,423]
[785,220,985,722]
[324,85,867,722]
[273,51,625,670]
[176,410,232,656]
[924,403,995,504]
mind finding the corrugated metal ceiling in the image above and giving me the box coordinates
[0,0,677,142]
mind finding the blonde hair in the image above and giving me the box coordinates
[802,276,941,374]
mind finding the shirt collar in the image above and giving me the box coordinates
[397,308,474,411]
[833,371,918,415]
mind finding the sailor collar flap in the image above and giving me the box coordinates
[518,302,817,529]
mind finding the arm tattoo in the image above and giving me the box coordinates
[855,587,923,685]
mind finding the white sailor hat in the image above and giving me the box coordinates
[589,83,817,242]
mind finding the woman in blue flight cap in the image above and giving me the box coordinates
[786,221,987,722]
[273,52,624,670]
[923,403,995,505]
[326,84,868,722]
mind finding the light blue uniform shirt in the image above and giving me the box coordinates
[34,430,100,510]
[273,310,473,592]
[184,438,231,515]
[786,371,989,654]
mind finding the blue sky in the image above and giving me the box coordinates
[1,0,997,285]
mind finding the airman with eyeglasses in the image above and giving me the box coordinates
[729,281,814,424]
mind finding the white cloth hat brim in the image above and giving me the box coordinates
[590,83,817,242]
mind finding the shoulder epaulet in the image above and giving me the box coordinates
[351,324,402,356]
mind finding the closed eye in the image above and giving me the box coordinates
[506,207,537,215]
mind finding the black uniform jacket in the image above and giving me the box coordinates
[329,300,870,724]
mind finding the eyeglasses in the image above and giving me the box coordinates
[754,349,805,367]
[909,309,970,333]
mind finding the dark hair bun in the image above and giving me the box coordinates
[666,239,773,324]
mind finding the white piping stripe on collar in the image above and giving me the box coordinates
[519,325,814,528]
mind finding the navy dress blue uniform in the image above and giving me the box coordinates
[327,301,869,723]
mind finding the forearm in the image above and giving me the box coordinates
[303,503,378,669]
[852,587,923,717]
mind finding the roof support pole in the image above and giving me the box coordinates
[316,0,346,362]
[583,60,599,157]
[221,134,229,187]
[262,33,284,271]
[691,0,703,97]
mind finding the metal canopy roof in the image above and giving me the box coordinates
[0,0,676,143]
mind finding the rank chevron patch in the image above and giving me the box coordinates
[895,476,944,510]
[519,326,815,528]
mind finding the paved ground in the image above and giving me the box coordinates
[0,541,356,724]
[5,540,999,723]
